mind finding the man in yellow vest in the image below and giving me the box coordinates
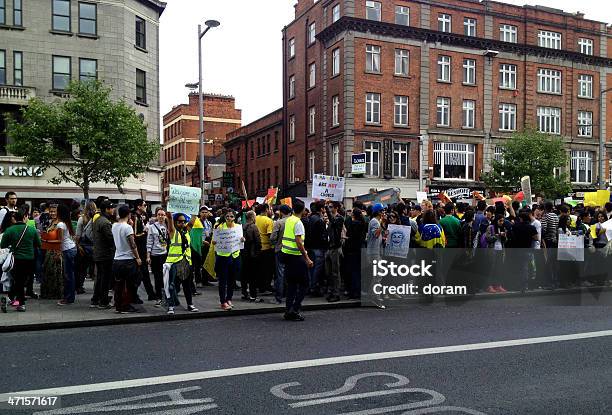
[165,211,198,315]
[280,200,313,321]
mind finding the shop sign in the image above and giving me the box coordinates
[0,165,43,177]
[428,187,481,199]
[351,153,366,175]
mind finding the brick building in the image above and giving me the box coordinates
[162,93,241,200]
[282,0,612,205]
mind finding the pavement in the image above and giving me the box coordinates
[0,293,611,414]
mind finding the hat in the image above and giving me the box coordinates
[279,204,292,215]
[199,205,210,211]
[100,200,115,211]
[371,203,385,214]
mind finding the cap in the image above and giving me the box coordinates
[199,205,210,211]
[371,203,385,214]
[100,200,115,211]
[279,204,292,215]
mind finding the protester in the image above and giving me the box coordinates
[165,211,198,314]
[255,204,274,293]
[344,207,367,299]
[485,214,508,293]
[270,204,292,304]
[242,210,263,302]
[305,201,328,297]
[132,199,155,303]
[54,204,78,306]
[213,210,243,310]
[91,200,115,309]
[147,207,169,306]
[111,205,141,314]
[75,201,96,295]
[0,192,19,227]
[325,201,344,302]
[40,205,63,300]
[440,203,462,248]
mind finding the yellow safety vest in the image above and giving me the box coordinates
[165,230,192,265]
[281,215,304,255]
[215,222,240,258]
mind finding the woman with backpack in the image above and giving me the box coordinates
[484,214,508,293]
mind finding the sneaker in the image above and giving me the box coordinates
[57,300,72,306]
[221,303,232,311]
[16,305,26,312]
[10,300,19,307]
[187,305,199,312]
[134,297,144,305]
[192,291,201,296]
[1,297,7,313]
[167,306,175,315]
[154,300,163,307]
[327,295,341,303]
[119,306,139,314]
[89,301,99,308]
[485,286,497,294]
[97,303,112,310]
[292,313,305,321]
[227,300,233,308]
[495,285,507,293]
[253,298,265,303]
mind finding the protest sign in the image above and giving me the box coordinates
[255,197,265,204]
[264,187,278,205]
[354,188,401,207]
[521,176,532,205]
[280,197,293,208]
[558,234,584,262]
[384,224,411,258]
[597,190,611,207]
[312,174,345,201]
[213,225,244,255]
[167,185,202,215]
[584,192,598,207]
[416,192,428,204]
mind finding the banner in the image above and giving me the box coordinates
[354,188,401,207]
[167,185,202,215]
[558,234,584,262]
[521,176,532,205]
[280,197,293,208]
[264,187,278,205]
[384,224,411,258]
[213,225,244,255]
[311,174,345,201]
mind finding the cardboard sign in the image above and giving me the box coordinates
[384,224,411,258]
[558,234,584,262]
[167,185,202,215]
[416,191,428,204]
[521,176,532,205]
[355,188,401,207]
[312,174,345,201]
[213,225,244,255]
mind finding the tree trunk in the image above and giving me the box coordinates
[83,175,90,201]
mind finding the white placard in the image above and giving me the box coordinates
[311,174,345,202]
[384,224,412,258]
[167,185,202,215]
[416,191,428,203]
[558,234,584,262]
[213,225,244,255]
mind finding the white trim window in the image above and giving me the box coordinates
[577,111,593,138]
[464,17,476,37]
[331,143,340,176]
[395,5,409,25]
[289,75,295,98]
[332,95,340,127]
[578,74,593,98]
[289,115,296,142]
[309,106,316,135]
[494,146,504,163]
[366,44,381,73]
[538,30,562,49]
[436,97,451,127]
[579,38,593,55]
[332,48,340,76]
[309,22,316,45]
[289,38,295,58]
[365,92,381,124]
[309,150,316,180]
[289,156,296,183]
[499,103,517,131]
[394,95,409,126]
[332,4,340,23]
[463,58,476,85]
[433,142,475,180]
[393,142,409,178]
[365,141,380,176]
[537,68,561,94]
[437,55,451,82]
[570,150,593,184]
[365,1,381,21]
[500,24,517,43]
[395,48,409,76]
[499,64,517,89]
[309,63,316,88]
[438,13,451,33]
[462,100,475,129]
[537,106,561,135]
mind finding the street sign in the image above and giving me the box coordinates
[351,153,366,174]
[212,181,221,189]
[223,172,234,188]
[227,187,234,194]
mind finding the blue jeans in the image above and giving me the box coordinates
[62,247,78,303]
[215,254,240,304]
[275,251,285,302]
[309,249,326,292]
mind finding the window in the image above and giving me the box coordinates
[365,92,381,124]
[570,151,593,184]
[52,0,71,32]
[309,63,316,88]
[499,104,517,131]
[136,69,147,103]
[500,24,517,43]
[79,58,96,81]
[434,142,475,180]
[436,97,450,126]
[274,132,279,151]
[274,167,279,186]
[499,64,517,89]
[463,59,475,85]
[309,106,316,135]
[13,51,22,86]
[288,38,295,58]
[437,55,451,82]
[538,30,561,49]
[332,95,340,126]
[438,13,451,33]
[13,0,22,26]
[308,22,316,45]
[494,146,504,163]
[289,75,295,98]
[79,2,97,35]
[365,141,380,176]
[332,48,340,76]
[394,95,408,126]
[537,68,561,94]
[365,1,381,21]
[578,111,593,138]
[0,0,4,25]
[395,6,409,26]
[366,44,380,73]
[332,4,340,23]
[462,100,475,128]
[250,141,254,159]
[135,16,146,49]
[289,156,296,183]
[52,56,71,90]
[309,150,315,179]
[266,135,271,153]
[394,49,409,76]
[579,38,594,55]
[257,138,261,156]
[289,115,295,142]
[331,143,340,176]
[578,74,593,98]
[0,50,5,85]
[537,106,561,135]
[393,142,409,178]
[464,18,476,37]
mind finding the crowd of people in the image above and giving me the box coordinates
[1,190,611,319]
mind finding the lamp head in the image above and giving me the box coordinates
[205,20,220,28]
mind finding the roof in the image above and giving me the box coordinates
[136,0,166,15]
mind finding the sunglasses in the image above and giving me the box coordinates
[226,216,235,219]
[176,220,186,224]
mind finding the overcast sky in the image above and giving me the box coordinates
[159,0,610,126]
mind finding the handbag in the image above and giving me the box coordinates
[2,225,29,272]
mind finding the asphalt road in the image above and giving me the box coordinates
[1,292,611,414]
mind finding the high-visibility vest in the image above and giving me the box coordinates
[165,230,192,265]
[215,222,240,258]
[281,215,304,255]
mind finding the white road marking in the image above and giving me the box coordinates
[288,387,444,408]
[2,329,611,401]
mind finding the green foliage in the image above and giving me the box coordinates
[481,128,572,199]
[6,80,159,199]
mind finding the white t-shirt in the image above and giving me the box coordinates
[56,222,77,252]
[294,220,305,237]
[112,222,135,260]
[531,219,542,249]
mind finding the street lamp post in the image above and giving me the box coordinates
[599,87,612,190]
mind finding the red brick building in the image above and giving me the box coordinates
[162,93,241,201]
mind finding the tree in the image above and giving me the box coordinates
[6,80,159,199]
[481,128,571,199]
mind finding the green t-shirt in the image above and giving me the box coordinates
[1,223,42,260]
[439,215,462,248]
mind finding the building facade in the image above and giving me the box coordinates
[0,0,166,204]
[283,0,612,204]
[162,92,241,201]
